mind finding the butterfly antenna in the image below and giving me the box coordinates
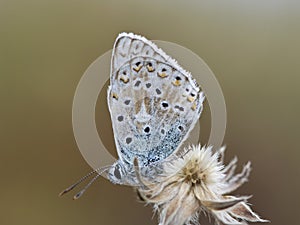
[59,166,110,197]
[72,171,104,200]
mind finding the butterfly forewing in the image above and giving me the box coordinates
[107,33,204,167]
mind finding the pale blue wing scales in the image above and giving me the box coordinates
[107,33,205,167]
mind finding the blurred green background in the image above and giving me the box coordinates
[1,0,299,225]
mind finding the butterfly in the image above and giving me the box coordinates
[60,33,205,199]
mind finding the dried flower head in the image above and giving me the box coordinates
[136,144,268,225]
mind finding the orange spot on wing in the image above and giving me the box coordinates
[172,80,181,86]
[158,72,168,78]
[120,77,129,83]
[133,65,142,72]
[188,96,196,102]
[191,103,197,111]
[147,65,154,72]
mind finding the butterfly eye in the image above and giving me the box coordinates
[113,164,122,179]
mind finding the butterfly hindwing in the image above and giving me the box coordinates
[107,33,205,167]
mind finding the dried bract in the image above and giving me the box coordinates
[137,145,268,225]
